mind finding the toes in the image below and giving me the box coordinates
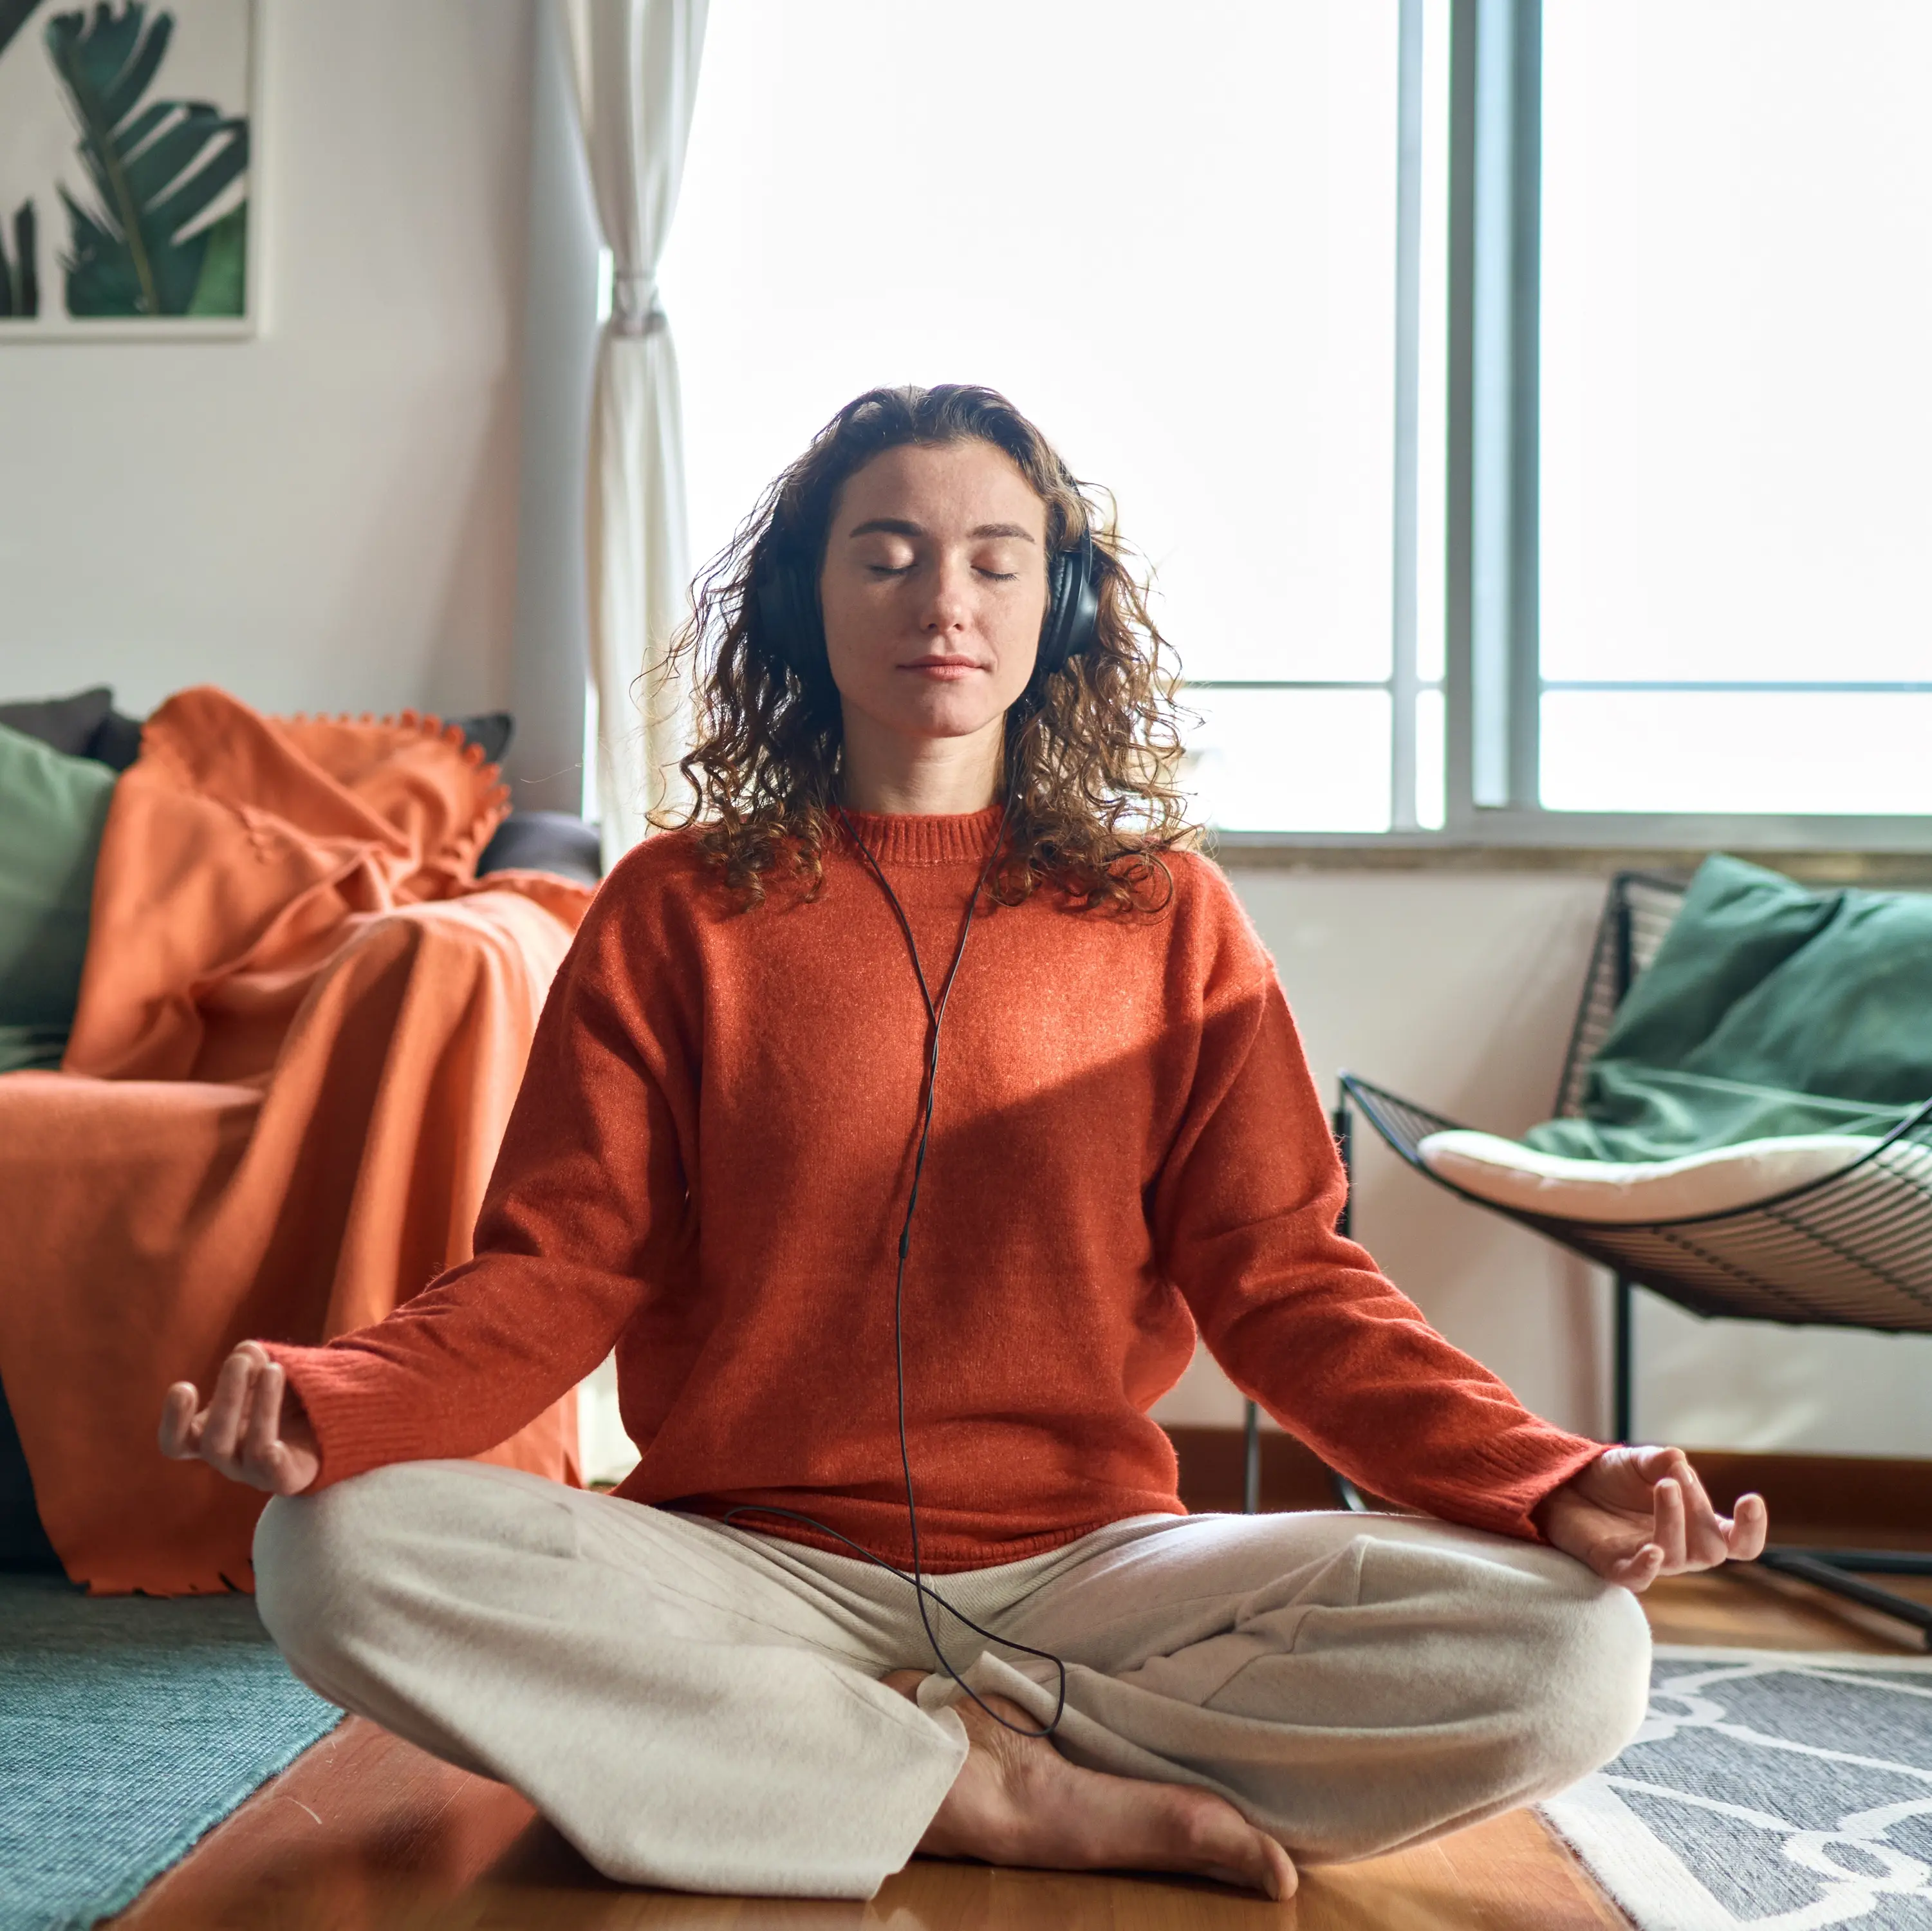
[1170,1788,1294,1899]
[1216,1827,1299,1901]
[936,1692,1292,1900]
[1263,1835,1299,1900]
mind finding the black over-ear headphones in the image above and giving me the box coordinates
[755,519,1102,699]
[1038,523,1102,684]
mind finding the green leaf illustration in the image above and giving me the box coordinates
[185,197,243,315]
[0,0,48,316]
[46,3,250,318]
[0,201,39,315]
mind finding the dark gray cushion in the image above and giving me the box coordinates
[446,711,514,765]
[0,687,114,760]
[0,1384,59,1572]
[478,811,602,886]
[86,709,145,772]
[2,687,517,781]
[52,703,516,774]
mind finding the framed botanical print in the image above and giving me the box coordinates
[0,0,261,337]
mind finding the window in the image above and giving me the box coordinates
[1456,0,1932,845]
[658,1,1931,846]
[1537,1,1932,821]
[658,0,1438,834]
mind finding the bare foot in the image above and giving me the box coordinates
[882,1670,1296,1901]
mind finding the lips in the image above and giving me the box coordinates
[901,658,985,680]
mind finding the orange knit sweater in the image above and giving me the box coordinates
[266,807,1603,1569]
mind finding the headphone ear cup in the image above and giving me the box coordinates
[1035,527,1101,687]
[756,556,823,678]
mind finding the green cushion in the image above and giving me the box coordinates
[0,723,117,1072]
[1528,854,1932,1161]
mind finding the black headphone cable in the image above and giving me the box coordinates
[723,748,1070,1741]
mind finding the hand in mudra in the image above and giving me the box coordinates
[1536,1444,1767,1592]
[160,1340,319,1495]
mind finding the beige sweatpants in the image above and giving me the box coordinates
[254,1461,1650,1900]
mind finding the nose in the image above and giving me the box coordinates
[919,553,974,635]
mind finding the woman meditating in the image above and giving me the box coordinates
[161,384,1767,1905]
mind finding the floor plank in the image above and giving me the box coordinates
[1642,1560,1932,1654]
[110,1560,1932,1930]
[114,1714,536,1931]
[122,1787,1626,1931]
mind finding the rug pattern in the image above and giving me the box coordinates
[1544,1645,1932,1931]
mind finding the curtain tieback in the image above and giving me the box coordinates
[610,269,667,338]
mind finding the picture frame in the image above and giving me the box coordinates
[0,0,264,340]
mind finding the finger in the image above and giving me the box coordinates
[1642,1450,1737,1569]
[1651,1477,1688,1571]
[1671,1462,1733,1568]
[264,1439,315,1497]
[1597,1443,1675,1509]
[1665,1449,1714,1517]
[245,1361,286,1478]
[261,1446,295,1495]
[1727,1491,1770,1563]
[1644,1445,1707,1506]
[158,1383,201,1458]
[1604,1541,1667,1594]
[200,1348,260,1467]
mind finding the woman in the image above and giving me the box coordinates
[162,384,1766,1905]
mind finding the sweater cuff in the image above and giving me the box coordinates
[1471,1430,1609,1542]
[259,1341,434,1493]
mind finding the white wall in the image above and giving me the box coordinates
[1150,866,1932,1460]
[0,1,534,732]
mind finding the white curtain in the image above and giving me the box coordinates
[559,0,709,864]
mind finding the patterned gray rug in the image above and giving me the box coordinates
[1543,1645,1932,1930]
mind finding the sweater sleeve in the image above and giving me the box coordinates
[1153,904,1603,1541]
[262,857,698,1490]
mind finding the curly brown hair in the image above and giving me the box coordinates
[661,384,1198,911]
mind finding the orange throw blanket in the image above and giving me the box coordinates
[0,687,593,1594]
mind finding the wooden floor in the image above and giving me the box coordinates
[111,1563,1932,1931]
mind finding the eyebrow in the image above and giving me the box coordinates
[845,518,1037,543]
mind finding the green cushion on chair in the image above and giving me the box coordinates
[0,722,118,1074]
[1528,854,1932,1162]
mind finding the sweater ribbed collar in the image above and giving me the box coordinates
[836,804,1005,866]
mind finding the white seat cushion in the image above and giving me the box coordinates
[1416,1130,1891,1224]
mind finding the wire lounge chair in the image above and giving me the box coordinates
[1241,872,1932,1646]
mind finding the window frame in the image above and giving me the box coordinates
[1217,0,1932,856]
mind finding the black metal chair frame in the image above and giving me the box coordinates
[1241,870,1932,1647]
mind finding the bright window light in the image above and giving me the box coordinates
[1540,2,1932,813]
[1542,691,1932,817]
[1185,688,1393,834]
[658,1,1404,830]
[1413,0,1451,690]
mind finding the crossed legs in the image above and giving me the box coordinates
[254,1463,1650,1901]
